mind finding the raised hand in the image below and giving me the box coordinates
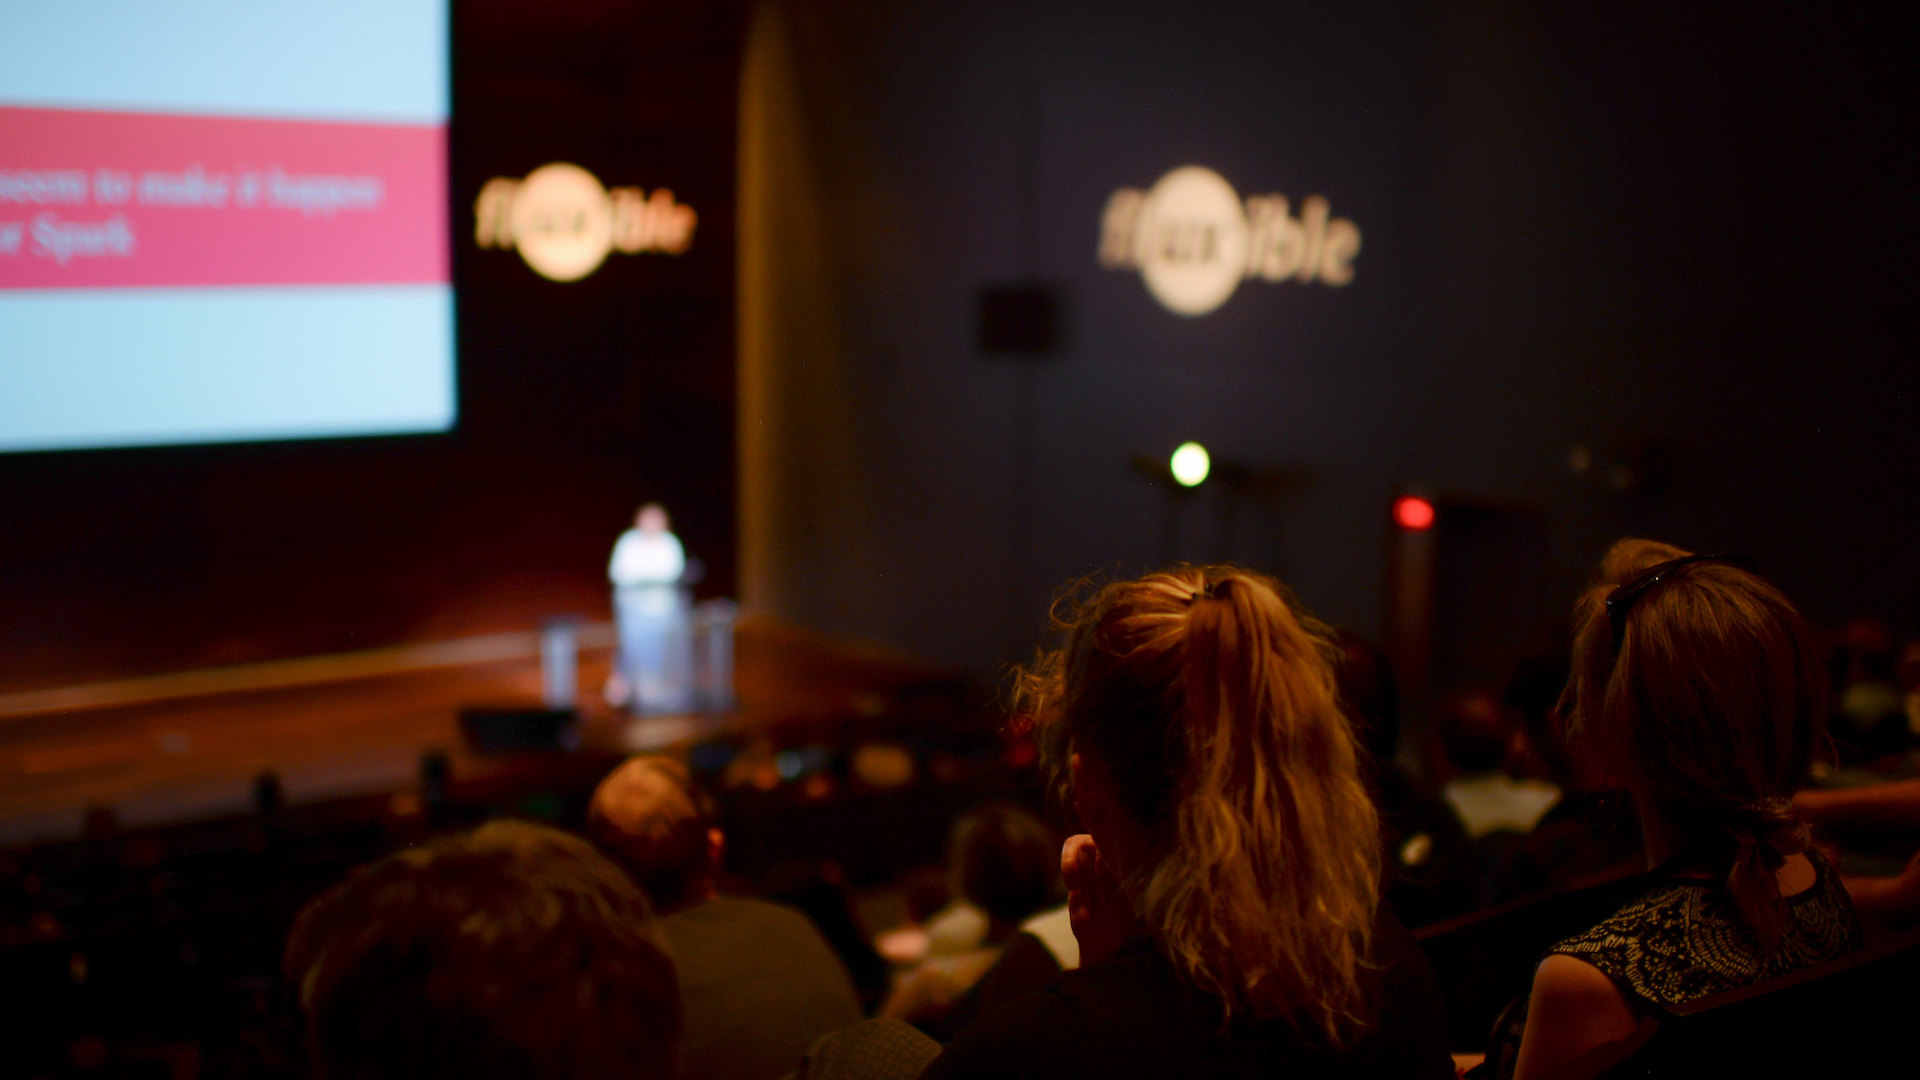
[1061,833,1134,967]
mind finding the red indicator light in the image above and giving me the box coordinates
[1393,496,1435,531]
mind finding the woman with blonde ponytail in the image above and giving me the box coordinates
[1504,539,1861,1080]
[921,566,1451,1080]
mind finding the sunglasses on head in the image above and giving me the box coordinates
[1605,553,1755,651]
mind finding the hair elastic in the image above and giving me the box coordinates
[1190,579,1229,604]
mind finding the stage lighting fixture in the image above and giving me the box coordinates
[1392,495,1436,531]
[1170,441,1211,487]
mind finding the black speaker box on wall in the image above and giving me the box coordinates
[977,284,1058,355]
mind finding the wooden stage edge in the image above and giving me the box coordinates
[0,623,622,723]
[0,618,965,849]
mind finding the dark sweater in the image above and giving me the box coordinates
[921,919,1452,1080]
[665,895,865,1080]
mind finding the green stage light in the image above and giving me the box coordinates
[1171,442,1210,487]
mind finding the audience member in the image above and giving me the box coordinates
[943,901,1081,1031]
[1333,631,1477,927]
[1494,540,1861,1080]
[1485,650,1643,903]
[1500,650,1573,790]
[1437,687,1561,840]
[1014,902,1078,970]
[1795,778,1920,935]
[874,867,955,965]
[1791,639,1920,935]
[283,820,680,1080]
[789,1019,943,1080]
[922,566,1452,1079]
[1829,616,1908,759]
[761,858,894,1013]
[913,892,989,963]
[880,801,1058,1038]
[589,756,863,1080]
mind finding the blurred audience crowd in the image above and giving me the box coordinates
[8,539,1920,1080]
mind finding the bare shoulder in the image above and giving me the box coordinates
[1531,954,1628,1012]
[1513,955,1649,1080]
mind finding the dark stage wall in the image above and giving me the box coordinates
[739,0,1920,680]
[0,1,744,691]
[4,0,1915,698]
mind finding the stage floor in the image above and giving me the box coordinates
[0,618,962,846]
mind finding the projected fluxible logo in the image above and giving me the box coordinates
[474,162,696,282]
[1098,166,1361,316]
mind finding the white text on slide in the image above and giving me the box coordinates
[28,214,136,263]
[0,165,387,266]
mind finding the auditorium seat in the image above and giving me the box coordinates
[1415,862,1645,1050]
[1599,927,1920,1077]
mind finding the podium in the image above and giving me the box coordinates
[610,588,736,714]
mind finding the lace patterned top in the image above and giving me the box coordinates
[1479,855,1862,1080]
[1551,855,1861,1008]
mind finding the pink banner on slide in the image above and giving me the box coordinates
[0,105,446,289]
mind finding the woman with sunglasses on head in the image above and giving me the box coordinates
[1501,539,1861,1080]
[919,566,1451,1080]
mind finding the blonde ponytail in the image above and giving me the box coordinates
[1019,566,1382,1044]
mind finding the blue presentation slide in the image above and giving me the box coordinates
[0,0,453,453]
